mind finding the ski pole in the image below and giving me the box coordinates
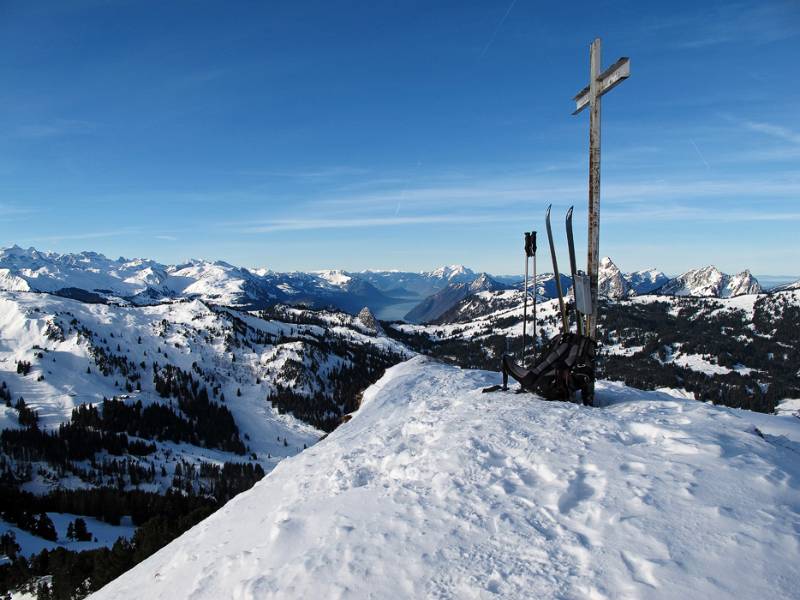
[522,232,531,365]
[532,238,537,362]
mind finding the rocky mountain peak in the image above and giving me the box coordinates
[598,257,630,299]
[356,306,383,335]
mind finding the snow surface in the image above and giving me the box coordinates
[91,357,800,600]
[777,399,800,417]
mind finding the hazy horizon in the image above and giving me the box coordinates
[2,243,797,285]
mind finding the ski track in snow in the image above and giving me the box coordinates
[91,357,800,600]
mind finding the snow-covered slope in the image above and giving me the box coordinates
[0,292,411,483]
[91,357,800,600]
[771,278,800,292]
[658,266,762,298]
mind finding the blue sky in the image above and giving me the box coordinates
[0,0,798,276]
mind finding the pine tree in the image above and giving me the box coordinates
[34,513,57,541]
[72,517,91,542]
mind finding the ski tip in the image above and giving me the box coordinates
[546,204,552,217]
[566,206,574,218]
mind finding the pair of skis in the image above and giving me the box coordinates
[545,204,586,337]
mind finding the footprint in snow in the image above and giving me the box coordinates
[558,469,596,515]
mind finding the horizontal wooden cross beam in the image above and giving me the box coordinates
[572,56,630,115]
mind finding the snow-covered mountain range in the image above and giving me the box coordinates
[0,246,481,315]
[90,357,800,600]
[0,246,773,328]
[656,265,762,298]
[402,258,758,324]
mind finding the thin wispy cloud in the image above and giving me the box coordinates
[0,202,35,218]
[605,204,800,223]
[743,120,800,145]
[673,2,800,49]
[304,174,800,216]
[13,119,98,139]
[239,166,370,179]
[235,214,513,233]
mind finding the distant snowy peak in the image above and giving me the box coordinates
[468,272,503,292]
[427,264,475,281]
[598,257,629,299]
[659,266,762,298]
[725,269,763,297]
[626,268,670,295]
[598,257,668,298]
[313,269,352,287]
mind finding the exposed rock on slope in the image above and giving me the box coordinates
[356,306,384,335]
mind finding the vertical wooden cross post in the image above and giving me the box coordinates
[572,38,630,341]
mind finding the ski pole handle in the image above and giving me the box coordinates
[525,231,537,257]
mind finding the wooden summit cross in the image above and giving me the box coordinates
[572,38,630,340]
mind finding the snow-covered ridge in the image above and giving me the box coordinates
[772,278,800,292]
[658,265,762,298]
[90,357,800,599]
[596,258,764,300]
